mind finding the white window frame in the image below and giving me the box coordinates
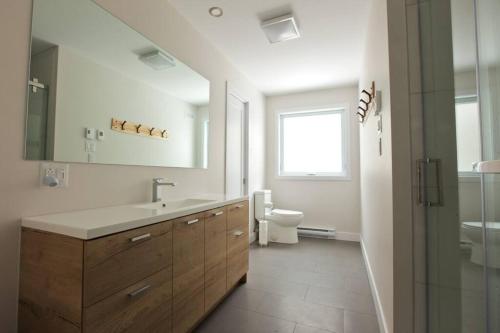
[275,105,351,181]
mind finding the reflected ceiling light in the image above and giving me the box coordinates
[139,50,175,71]
[209,7,223,17]
[261,14,300,44]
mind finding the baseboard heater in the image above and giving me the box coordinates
[297,226,336,239]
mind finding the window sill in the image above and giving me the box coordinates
[275,174,352,182]
[458,173,480,183]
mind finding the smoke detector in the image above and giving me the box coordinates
[261,14,300,44]
[139,50,175,71]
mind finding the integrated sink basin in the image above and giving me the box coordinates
[134,198,216,211]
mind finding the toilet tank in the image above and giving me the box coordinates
[254,190,272,220]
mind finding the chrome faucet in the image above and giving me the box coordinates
[152,178,177,202]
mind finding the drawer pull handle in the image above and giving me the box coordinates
[187,219,199,225]
[128,285,151,298]
[130,233,151,242]
[234,230,244,237]
[235,204,244,209]
[213,211,224,216]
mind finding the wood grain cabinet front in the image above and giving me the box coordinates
[204,207,227,312]
[18,200,249,333]
[84,222,172,306]
[226,201,249,289]
[83,267,173,333]
[172,213,205,333]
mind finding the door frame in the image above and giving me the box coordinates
[225,81,249,196]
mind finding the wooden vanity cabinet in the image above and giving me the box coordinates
[204,207,227,311]
[226,201,249,288]
[18,200,249,333]
[172,212,205,333]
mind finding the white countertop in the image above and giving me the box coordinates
[22,193,248,240]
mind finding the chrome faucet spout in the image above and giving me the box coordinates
[152,178,176,202]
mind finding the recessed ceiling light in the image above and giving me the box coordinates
[209,7,223,18]
[261,14,300,44]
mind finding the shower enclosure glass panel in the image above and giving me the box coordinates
[476,0,500,330]
[483,174,500,332]
[420,0,500,330]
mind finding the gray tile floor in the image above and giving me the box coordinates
[196,237,380,333]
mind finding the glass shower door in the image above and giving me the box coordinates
[475,0,500,331]
[415,0,500,330]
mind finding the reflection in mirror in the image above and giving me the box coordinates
[25,0,210,168]
[455,96,481,174]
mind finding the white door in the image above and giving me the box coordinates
[225,90,248,197]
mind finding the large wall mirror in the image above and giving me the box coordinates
[25,0,210,168]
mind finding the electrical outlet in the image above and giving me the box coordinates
[40,162,69,188]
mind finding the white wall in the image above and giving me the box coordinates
[54,46,202,167]
[265,86,361,238]
[359,0,394,331]
[0,0,265,331]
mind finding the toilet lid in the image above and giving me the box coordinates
[463,222,500,230]
[271,209,303,217]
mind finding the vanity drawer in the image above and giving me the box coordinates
[84,221,172,268]
[227,226,249,289]
[84,266,172,333]
[84,222,173,306]
[227,201,249,231]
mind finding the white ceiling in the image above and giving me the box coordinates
[169,0,371,96]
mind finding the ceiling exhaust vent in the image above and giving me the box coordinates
[261,14,300,44]
[139,50,175,71]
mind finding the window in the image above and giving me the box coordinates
[277,107,349,179]
[455,96,481,175]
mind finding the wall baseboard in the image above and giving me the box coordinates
[335,232,360,242]
[361,238,389,333]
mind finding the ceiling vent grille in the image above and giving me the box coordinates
[261,14,300,44]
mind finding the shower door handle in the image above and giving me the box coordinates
[417,158,443,207]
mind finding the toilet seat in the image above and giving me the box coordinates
[271,209,303,218]
[266,209,304,227]
[265,209,304,226]
[463,222,500,231]
[462,221,500,268]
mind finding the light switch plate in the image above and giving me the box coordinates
[85,128,96,140]
[40,162,69,188]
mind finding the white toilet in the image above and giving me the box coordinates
[462,221,500,268]
[254,190,303,244]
